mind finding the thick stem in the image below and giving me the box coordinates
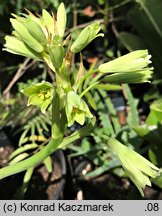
[0,118,96,180]
[0,137,62,180]
[52,89,61,139]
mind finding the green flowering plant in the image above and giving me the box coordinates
[0,2,160,196]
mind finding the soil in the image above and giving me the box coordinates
[25,157,63,200]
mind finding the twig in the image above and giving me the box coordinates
[47,67,55,81]
[3,58,31,96]
[65,18,105,36]
[109,10,119,38]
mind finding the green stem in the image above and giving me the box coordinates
[52,89,61,139]
[60,117,96,149]
[73,68,99,91]
[89,73,103,84]
[79,81,99,98]
[0,118,96,180]
[0,137,62,180]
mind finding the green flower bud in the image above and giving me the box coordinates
[21,81,54,113]
[70,22,104,53]
[108,138,160,196]
[49,35,64,70]
[42,9,54,35]
[23,16,47,46]
[102,70,153,84]
[57,3,67,38]
[98,50,153,73]
[3,36,42,60]
[10,18,44,53]
[65,91,93,127]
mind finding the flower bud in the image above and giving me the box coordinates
[98,50,153,73]
[3,36,42,60]
[24,16,47,46]
[49,35,64,70]
[71,22,104,53]
[42,9,54,35]
[10,18,44,53]
[102,70,153,84]
[57,3,67,38]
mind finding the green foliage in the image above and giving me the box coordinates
[124,84,139,127]
[119,0,162,78]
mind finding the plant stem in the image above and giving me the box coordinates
[0,137,62,180]
[73,68,99,91]
[80,81,99,98]
[51,89,61,139]
[0,118,96,180]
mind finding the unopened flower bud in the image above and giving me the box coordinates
[71,22,104,53]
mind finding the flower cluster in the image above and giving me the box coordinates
[3,3,66,71]
[108,138,160,196]
[98,50,153,83]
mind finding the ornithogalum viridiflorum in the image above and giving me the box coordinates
[107,138,160,196]
[0,2,159,197]
[65,91,93,127]
[98,50,153,84]
[21,81,54,113]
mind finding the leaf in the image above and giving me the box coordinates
[146,125,162,166]
[19,127,30,146]
[9,153,29,165]
[44,156,53,173]
[146,99,162,125]
[85,159,120,178]
[94,90,114,136]
[81,138,92,152]
[119,32,147,51]
[99,89,121,134]
[136,0,162,38]
[123,84,139,127]
[94,83,122,91]
[85,91,97,110]
[128,1,162,78]
[15,167,34,199]
[9,143,38,160]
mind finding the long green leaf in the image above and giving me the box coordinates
[119,32,147,51]
[123,84,139,127]
[99,89,121,134]
[128,1,162,78]
[85,159,120,178]
[136,0,162,39]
